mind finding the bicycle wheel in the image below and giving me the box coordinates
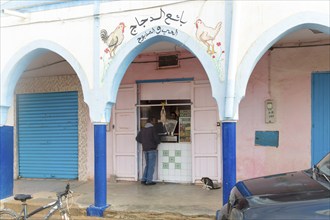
[0,208,18,220]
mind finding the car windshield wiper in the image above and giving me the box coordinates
[321,173,330,183]
[312,165,330,183]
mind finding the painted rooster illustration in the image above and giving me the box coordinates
[195,19,222,55]
[100,22,126,58]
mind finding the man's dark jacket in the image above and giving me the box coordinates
[136,123,160,151]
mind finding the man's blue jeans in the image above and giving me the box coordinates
[142,150,157,183]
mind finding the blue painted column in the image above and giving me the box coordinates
[222,121,236,204]
[0,126,14,199]
[87,124,110,216]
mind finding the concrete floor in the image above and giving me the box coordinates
[3,179,223,218]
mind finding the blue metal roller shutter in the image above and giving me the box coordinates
[312,72,330,165]
[17,92,78,179]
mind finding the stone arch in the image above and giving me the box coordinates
[101,26,225,122]
[233,11,330,120]
[0,40,91,124]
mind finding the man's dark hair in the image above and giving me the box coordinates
[147,117,156,123]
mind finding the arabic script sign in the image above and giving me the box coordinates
[137,26,178,44]
[130,8,187,36]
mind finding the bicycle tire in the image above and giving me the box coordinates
[0,208,18,220]
[45,208,71,220]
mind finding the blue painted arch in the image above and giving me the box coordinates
[0,40,91,123]
[102,26,225,121]
[234,11,330,120]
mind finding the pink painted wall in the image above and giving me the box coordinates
[96,45,330,182]
[121,52,208,84]
[237,45,330,180]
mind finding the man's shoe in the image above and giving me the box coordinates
[141,181,146,185]
[145,182,156,185]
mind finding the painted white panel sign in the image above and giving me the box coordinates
[140,82,191,100]
[99,1,225,82]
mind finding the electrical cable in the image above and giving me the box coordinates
[270,43,330,50]
[24,59,67,72]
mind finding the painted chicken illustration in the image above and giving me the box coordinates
[100,22,126,58]
[195,19,222,55]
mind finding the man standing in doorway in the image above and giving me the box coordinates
[136,117,160,185]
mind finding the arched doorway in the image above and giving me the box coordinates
[0,40,90,198]
[101,27,225,184]
[235,14,330,180]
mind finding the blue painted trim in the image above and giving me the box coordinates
[255,131,279,147]
[2,0,96,13]
[91,124,109,213]
[235,181,252,197]
[136,77,194,84]
[311,74,315,167]
[222,121,236,204]
[0,126,14,199]
[86,204,109,217]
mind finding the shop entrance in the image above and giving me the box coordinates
[111,80,221,183]
[136,80,192,183]
[137,99,192,183]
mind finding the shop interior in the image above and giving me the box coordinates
[138,99,191,143]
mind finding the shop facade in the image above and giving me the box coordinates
[1,0,329,216]
[111,66,221,184]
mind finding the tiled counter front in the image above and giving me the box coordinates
[158,143,192,183]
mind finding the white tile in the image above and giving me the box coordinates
[163,169,169,176]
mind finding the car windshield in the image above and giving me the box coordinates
[317,152,330,177]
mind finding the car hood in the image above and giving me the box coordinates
[238,170,329,203]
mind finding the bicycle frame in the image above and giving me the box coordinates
[0,184,71,220]
[17,193,69,219]
[23,200,57,219]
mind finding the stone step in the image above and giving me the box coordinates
[104,210,215,220]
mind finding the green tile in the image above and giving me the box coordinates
[162,162,169,169]
[175,150,181,157]
[163,150,169,156]
[169,156,175,163]
[175,163,181,169]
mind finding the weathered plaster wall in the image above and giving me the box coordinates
[121,52,208,84]
[237,45,330,180]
